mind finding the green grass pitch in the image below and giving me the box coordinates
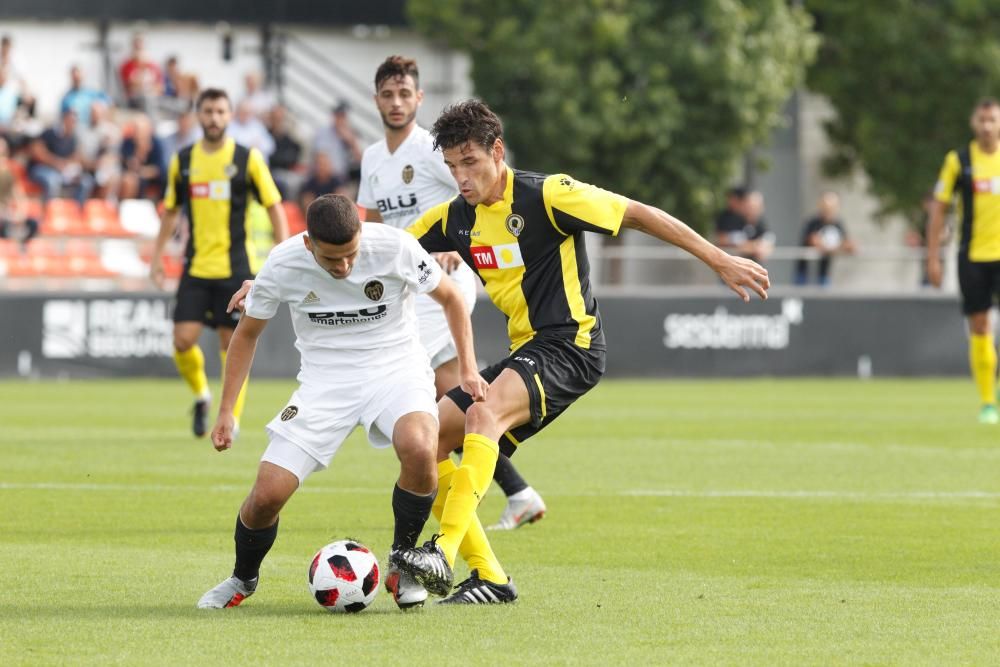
[1,378,998,665]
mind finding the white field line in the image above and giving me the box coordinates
[1,482,999,502]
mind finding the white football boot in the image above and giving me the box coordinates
[384,561,429,610]
[196,575,257,609]
[487,487,547,530]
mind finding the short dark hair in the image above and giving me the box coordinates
[306,194,360,245]
[196,88,230,111]
[975,97,1000,111]
[431,99,504,152]
[375,55,419,91]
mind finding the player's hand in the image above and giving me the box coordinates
[433,252,464,274]
[211,413,236,451]
[461,372,490,402]
[716,254,770,302]
[227,280,255,313]
[926,256,943,288]
[149,256,165,289]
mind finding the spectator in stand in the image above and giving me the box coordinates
[61,65,111,126]
[28,109,94,205]
[228,99,274,159]
[714,186,773,264]
[794,191,857,286]
[163,56,182,98]
[0,34,33,118]
[266,104,303,199]
[120,33,163,111]
[77,100,122,201]
[0,66,18,131]
[313,101,363,190]
[162,107,202,160]
[241,72,275,119]
[299,151,346,212]
[0,136,39,247]
[120,114,166,200]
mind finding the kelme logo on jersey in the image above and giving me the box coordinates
[363,280,384,301]
[505,214,525,237]
[471,243,524,270]
[402,164,414,184]
[280,405,298,421]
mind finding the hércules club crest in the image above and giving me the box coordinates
[364,280,384,301]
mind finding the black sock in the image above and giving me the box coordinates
[391,484,434,552]
[493,453,529,496]
[232,515,278,582]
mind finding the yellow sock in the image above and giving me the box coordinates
[173,345,209,398]
[434,459,507,584]
[969,333,997,405]
[220,350,249,420]
[436,434,499,568]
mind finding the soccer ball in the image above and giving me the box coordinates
[307,539,380,613]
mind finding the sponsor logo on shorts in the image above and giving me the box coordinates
[280,405,298,421]
[363,280,384,301]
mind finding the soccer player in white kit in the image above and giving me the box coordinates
[196,194,488,610]
[358,55,547,532]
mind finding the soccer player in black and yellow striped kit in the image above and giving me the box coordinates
[392,100,770,603]
[151,88,288,437]
[928,98,1000,424]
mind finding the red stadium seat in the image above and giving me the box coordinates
[0,238,20,257]
[84,199,132,237]
[42,199,86,236]
[283,201,306,235]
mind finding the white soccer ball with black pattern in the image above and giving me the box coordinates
[307,539,380,612]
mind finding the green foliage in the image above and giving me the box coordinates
[408,0,816,230]
[807,0,1000,223]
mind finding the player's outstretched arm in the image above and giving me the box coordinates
[212,315,268,452]
[621,200,770,302]
[429,275,489,401]
[266,203,290,244]
[150,208,180,288]
[227,280,255,314]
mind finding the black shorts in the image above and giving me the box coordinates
[958,255,1000,315]
[446,336,606,457]
[172,273,249,329]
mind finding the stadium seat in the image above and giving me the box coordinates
[84,199,131,237]
[6,159,43,197]
[283,201,306,235]
[42,199,86,236]
[0,238,20,257]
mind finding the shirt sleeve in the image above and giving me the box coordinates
[247,147,282,208]
[399,232,443,295]
[244,257,283,319]
[356,152,376,209]
[406,201,454,252]
[543,173,629,236]
[934,150,960,204]
[162,154,180,210]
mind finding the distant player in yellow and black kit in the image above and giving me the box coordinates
[151,88,288,438]
[928,98,1000,424]
[391,100,770,604]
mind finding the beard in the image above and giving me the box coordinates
[203,125,226,142]
[380,109,416,130]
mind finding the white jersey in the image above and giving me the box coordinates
[357,125,457,228]
[357,125,477,366]
[245,225,443,374]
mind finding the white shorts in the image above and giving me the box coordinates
[262,363,437,483]
[417,263,477,369]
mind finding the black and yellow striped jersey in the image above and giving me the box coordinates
[935,141,1000,262]
[408,167,628,351]
[163,138,281,279]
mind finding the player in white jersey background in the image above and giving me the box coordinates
[358,55,547,531]
[196,194,487,611]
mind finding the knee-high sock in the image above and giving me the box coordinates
[220,350,249,420]
[173,345,209,398]
[392,484,434,552]
[434,459,507,584]
[969,333,997,405]
[436,434,499,567]
[493,453,529,496]
[233,515,278,582]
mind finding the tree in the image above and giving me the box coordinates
[807,0,1000,223]
[408,0,816,231]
